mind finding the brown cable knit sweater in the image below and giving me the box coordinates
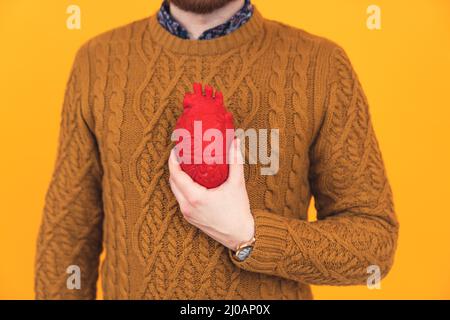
[35,8,399,300]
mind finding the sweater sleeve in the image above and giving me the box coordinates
[35,44,104,299]
[229,45,399,285]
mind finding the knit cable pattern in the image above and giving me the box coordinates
[35,9,398,299]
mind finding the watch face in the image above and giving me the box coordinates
[236,246,253,261]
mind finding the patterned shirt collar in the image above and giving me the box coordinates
[157,0,253,40]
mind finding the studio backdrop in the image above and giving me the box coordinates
[0,0,449,299]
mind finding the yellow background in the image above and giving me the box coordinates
[1,0,449,299]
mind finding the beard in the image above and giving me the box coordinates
[168,0,238,14]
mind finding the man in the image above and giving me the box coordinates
[35,0,399,299]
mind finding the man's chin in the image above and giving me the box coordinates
[168,0,238,14]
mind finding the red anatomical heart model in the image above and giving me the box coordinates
[174,83,235,189]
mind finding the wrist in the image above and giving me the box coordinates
[228,210,289,269]
[233,236,256,262]
[230,214,254,249]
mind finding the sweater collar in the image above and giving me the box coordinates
[147,6,265,56]
[157,0,254,40]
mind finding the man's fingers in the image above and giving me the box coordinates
[227,138,245,184]
[169,177,187,205]
[168,149,205,197]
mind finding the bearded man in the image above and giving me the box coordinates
[35,0,399,299]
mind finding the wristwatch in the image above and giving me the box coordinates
[233,237,256,262]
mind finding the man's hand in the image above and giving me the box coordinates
[168,138,255,250]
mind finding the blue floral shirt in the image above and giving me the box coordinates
[157,0,253,40]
